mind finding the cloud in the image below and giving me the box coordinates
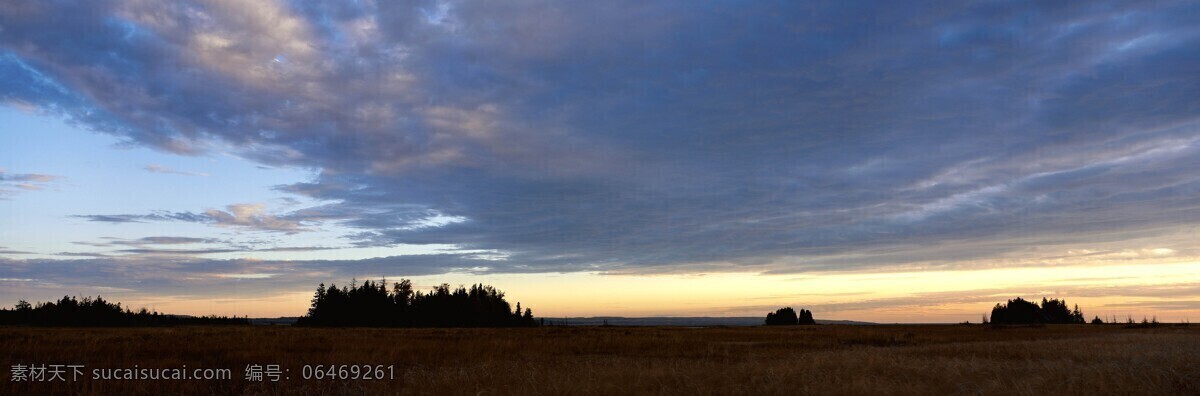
[71,215,151,224]
[4,1,1200,275]
[1097,300,1200,312]
[75,236,216,246]
[204,204,307,233]
[0,172,57,182]
[121,236,212,245]
[0,169,62,197]
[0,253,520,304]
[63,235,349,259]
[111,246,336,256]
[72,212,211,224]
[144,164,209,177]
[73,204,307,233]
[113,248,244,255]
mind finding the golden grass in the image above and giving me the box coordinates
[2,324,1198,395]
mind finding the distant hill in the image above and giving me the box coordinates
[248,316,876,327]
[250,317,300,325]
[539,317,876,326]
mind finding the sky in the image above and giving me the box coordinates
[1,0,1199,322]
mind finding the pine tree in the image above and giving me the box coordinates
[309,283,326,318]
[799,308,815,325]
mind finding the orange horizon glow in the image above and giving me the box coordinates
[83,260,1200,323]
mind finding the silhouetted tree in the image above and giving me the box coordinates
[308,283,326,318]
[297,279,538,327]
[989,297,1087,324]
[765,307,799,325]
[0,296,248,326]
[798,309,816,325]
[1091,316,1104,324]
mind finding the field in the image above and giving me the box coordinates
[2,324,1198,395]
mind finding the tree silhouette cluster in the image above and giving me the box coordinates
[989,297,1085,325]
[764,307,816,325]
[296,279,538,327]
[0,296,248,326]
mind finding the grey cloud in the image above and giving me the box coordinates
[0,254,524,309]
[66,235,349,257]
[72,212,211,224]
[5,1,1200,274]
[72,205,306,233]
[52,252,113,258]
[113,248,244,255]
[111,246,335,256]
[75,236,218,246]
[122,236,212,245]
[71,215,150,224]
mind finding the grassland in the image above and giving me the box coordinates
[2,324,1198,395]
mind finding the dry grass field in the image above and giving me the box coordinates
[2,324,1198,395]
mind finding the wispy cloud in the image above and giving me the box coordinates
[73,204,307,233]
[144,164,208,177]
[204,204,308,233]
[72,212,210,224]
[64,235,342,258]
[0,253,509,302]
[0,169,62,198]
[77,236,216,247]
[0,170,59,183]
[119,236,213,245]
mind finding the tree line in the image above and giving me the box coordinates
[764,307,816,325]
[0,296,249,326]
[987,297,1085,325]
[295,279,539,327]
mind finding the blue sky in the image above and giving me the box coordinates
[1,0,1199,320]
